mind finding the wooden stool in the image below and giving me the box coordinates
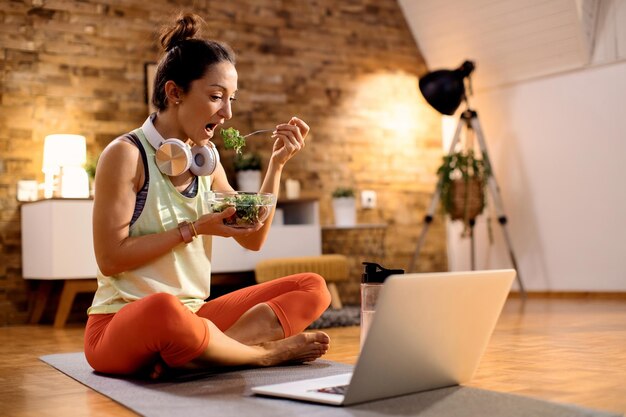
[255,254,349,309]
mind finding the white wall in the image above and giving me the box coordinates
[447,60,626,291]
[399,0,626,291]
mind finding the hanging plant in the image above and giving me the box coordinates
[437,150,490,226]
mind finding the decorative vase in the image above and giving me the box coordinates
[285,179,301,199]
[332,197,356,226]
[236,170,261,192]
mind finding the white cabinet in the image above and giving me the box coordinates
[211,198,322,272]
[20,198,320,326]
[21,198,99,327]
[21,199,98,279]
[21,198,321,276]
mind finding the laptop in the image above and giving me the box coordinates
[252,269,515,406]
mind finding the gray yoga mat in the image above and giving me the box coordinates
[41,352,620,417]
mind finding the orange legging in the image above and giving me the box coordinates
[84,273,331,375]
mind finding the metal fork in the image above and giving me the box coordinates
[243,129,273,138]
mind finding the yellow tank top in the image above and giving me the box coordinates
[88,128,213,315]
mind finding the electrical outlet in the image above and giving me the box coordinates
[361,190,377,209]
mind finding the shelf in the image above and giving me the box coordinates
[322,223,387,231]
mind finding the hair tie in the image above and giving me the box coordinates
[167,39,185,53]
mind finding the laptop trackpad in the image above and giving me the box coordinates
[252,372,353,405]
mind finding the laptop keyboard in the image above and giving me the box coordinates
[314,384,349,395]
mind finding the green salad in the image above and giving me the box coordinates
[221,127,246,155]
[212,194,267,228]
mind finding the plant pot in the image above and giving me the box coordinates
[236,170,261,192]
[332,197,356,226]
[449,178,484,221]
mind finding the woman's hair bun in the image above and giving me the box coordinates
[159,12,205,52]
[151,12,235,111]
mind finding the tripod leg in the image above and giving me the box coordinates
[409,180,443,272]
[469,218,476,270]
[409,116,466,272]
[409,219,433,272]
[469,112,527,298]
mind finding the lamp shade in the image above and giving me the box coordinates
[42,134,87,173]
[419,61,475,116]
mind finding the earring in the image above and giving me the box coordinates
[175,101,181,105]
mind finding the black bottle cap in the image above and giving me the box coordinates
[362,262,404,284]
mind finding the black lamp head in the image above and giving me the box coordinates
[419,60,475,115]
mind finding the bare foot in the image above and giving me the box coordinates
[256,331,330,366]
[149,359,205,380]
[149,360,168,380]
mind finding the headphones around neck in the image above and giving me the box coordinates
[141,115,219,177]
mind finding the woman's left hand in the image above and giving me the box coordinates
[270,117,310,166]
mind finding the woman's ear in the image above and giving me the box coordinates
[164,80,183,105]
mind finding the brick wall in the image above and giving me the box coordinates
[0,0,447,324]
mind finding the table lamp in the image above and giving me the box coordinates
[42,134,90,198]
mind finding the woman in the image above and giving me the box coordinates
[84,12,331,378]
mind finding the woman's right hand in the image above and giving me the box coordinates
[194,207,264,238]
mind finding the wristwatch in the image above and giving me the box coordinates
[178,221,197,244]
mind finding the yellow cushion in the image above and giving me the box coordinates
[255,254,349,283]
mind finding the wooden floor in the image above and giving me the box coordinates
[1,297,625,416]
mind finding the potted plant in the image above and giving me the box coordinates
[331,187,356,226]
[437,149,490,228]
[234,152,262,191]
[84,156,98,197]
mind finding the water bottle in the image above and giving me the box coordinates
[360,262,404,349]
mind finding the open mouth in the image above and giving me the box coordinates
[204,123,217,138]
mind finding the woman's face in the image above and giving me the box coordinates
[177,61,238,147]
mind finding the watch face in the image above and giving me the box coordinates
[156,142,190,176]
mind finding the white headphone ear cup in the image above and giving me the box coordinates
[190,144,219,176]
[155,138,192,176]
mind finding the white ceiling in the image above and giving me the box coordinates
[398,0,626,91]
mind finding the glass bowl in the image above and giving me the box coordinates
[206,191,276,228]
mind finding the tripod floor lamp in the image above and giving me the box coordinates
[410,60,526,297]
